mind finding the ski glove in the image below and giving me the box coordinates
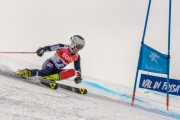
[36,47,44,57]
[74,77,82,84]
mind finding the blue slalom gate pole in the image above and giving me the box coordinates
[166,0,172,111]
[132,0,152,105]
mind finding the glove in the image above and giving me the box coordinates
[74,76,82,84]
[36,47,44,57]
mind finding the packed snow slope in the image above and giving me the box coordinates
[0,55,179,120]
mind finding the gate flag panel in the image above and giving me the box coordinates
[139,74,180,96]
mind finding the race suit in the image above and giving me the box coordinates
[31,44,81,78]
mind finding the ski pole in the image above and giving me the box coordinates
[0,52,36,54]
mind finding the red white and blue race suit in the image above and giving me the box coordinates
[31,44,81,79]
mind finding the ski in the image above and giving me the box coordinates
[57,82,87,95]
[39,80,58,90]
[40,80,87,95]
[0,70,88,95]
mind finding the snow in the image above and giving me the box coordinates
[0,55,179,120]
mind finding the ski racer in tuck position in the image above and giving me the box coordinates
[16,35,85,84]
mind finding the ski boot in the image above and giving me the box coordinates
[43,74,61,81]
[15,69,32,79]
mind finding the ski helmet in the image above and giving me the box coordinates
[70,35,85,50]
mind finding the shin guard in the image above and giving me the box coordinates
[60,69,75,80]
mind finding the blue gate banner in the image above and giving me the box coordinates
[138,44,168,74]
[139,74,180,96]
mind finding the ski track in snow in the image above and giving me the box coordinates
[0,55,179,120]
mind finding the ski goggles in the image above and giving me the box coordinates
[75,44,84,50]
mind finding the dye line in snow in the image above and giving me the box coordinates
[83,81,144,102]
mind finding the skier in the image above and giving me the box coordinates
[16,35,85,84]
